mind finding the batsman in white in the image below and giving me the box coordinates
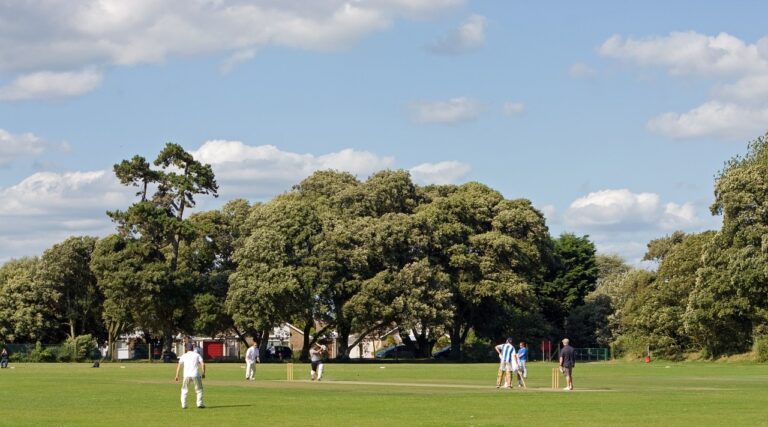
[310,344,327,381]
[494,337,520,389]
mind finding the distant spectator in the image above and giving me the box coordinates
[1,348,8,368]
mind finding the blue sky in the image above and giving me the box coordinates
[1,0,766,264]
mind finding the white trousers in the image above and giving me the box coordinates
[519,360,527,378]
[311,363,324,380]
[181,376,203,408]
[245,361,256,379]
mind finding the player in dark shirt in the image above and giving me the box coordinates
[559,338,575,391]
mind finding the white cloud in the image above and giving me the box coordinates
[714,74,768,102]
[427,14,486,55]
[599,31,768,140]
[0,170,132,262]
[502,101,525,116]
[559,189,713,266]
[0,1,464,82]
[0,129,47,166]
[0,69,103,101]
[409,161,471,184]
[411,97,481,124]
[647,101,768,140]
[563,189,701,231]
[599,31,768,77]
[192,140,396,199]
[568,62,596,79]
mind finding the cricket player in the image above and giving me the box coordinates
[175,343,206,409]
[310,344,326,381]
[517,341,528,383]
[245,341,260,380]
[495,338,520,389]
[559,338,575,391]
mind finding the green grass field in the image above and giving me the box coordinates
[0,361,766,426]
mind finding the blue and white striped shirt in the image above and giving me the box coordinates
[499,343,516,363]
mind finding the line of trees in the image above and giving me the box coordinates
[2,132,767,361]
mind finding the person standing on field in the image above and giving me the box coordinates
[517,341,528,382]
[494,338,519,389]
[559,338,575,391]
[175,343,206,409]
[0,348,8,368]
[310,344,326,381]
[245,341,260,380]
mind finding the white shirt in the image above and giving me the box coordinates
[246,346,259,362]
[178,351,204,377]
[310,349,322,362]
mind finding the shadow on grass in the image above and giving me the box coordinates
[201,404,255,409]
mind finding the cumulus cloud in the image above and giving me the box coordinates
[599,31,768,77]
[0,69,103,101]
[0,0,465,97]
[599,31,768,140]
[714,74,768,102]
[0,170,133,262]
[568,62,596,79]
[559,188,714,265]
[427,14,486,55]
[502,101,525,116]
[563,189,701,231]
[409,161,471,184]
[0,129,48,166]
[192,140,396,199]
[647,101,768,140]
[411,97,481,124]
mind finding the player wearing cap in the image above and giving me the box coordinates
[310,344,327,381]
[175,343,206,409]
[494,338,519,389]
[559,338,575,391]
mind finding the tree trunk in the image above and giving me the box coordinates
[259,329,269,356]
[449,326,464,361]
[300,321,313,362]
[335,322,352,361]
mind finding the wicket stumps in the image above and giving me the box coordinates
[551,368,560,389]
[286,363,294,381]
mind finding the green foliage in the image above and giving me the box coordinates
[684,131,768,356]
[540,233,598,333]
[0,258,59,343]
[754,334,768,363]
[37,236,102,340]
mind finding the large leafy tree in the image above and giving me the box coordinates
[184,199,250,342]
[540,233,599,336]
[36,236,102,340]
[0,258,59,342]
[228,193,325,359]
[685,132,768,356]
[609,232,714,358]
[415,183,552,359]
[98,143,218,351]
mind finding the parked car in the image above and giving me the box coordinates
[265,345,293,361]
[375,344,415,359]
[432,345,452,359]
